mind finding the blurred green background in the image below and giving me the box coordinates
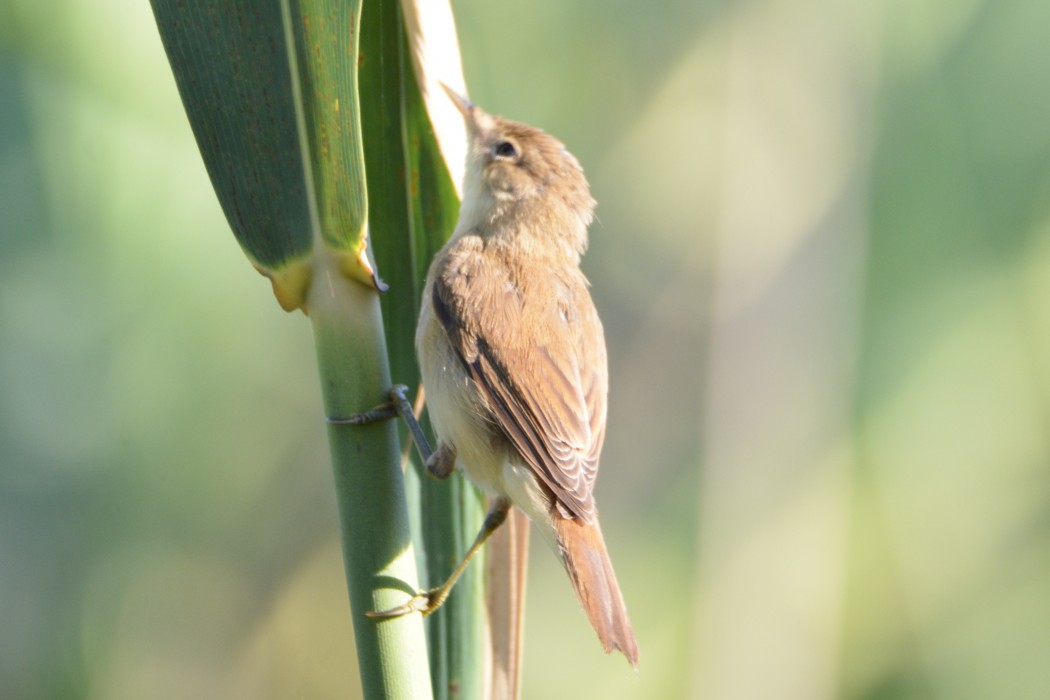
[2,0,1049,698]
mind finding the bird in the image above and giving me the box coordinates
[372,85,638,667]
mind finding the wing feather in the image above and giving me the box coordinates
[432,245,606,522]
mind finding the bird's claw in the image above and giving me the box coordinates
[367,589,442,619]
[327,386,413,425]
[326,403,397,425]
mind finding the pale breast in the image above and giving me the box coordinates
[416,270,507,495]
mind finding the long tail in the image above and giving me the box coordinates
[554,515,639,667]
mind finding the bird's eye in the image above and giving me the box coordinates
[493,141,518,159]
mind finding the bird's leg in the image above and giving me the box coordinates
[368,498,512,619]
[424,442,457,479]
[328,384,447,474]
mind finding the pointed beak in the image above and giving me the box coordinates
[440,83,474,118]
[440,83,495,138]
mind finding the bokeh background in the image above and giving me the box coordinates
[3,0,1049,698]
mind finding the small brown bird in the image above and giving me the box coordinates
[374,87,638,666]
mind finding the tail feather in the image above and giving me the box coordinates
[554,516,639,667]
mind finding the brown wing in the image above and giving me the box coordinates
[432,246,607,522]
